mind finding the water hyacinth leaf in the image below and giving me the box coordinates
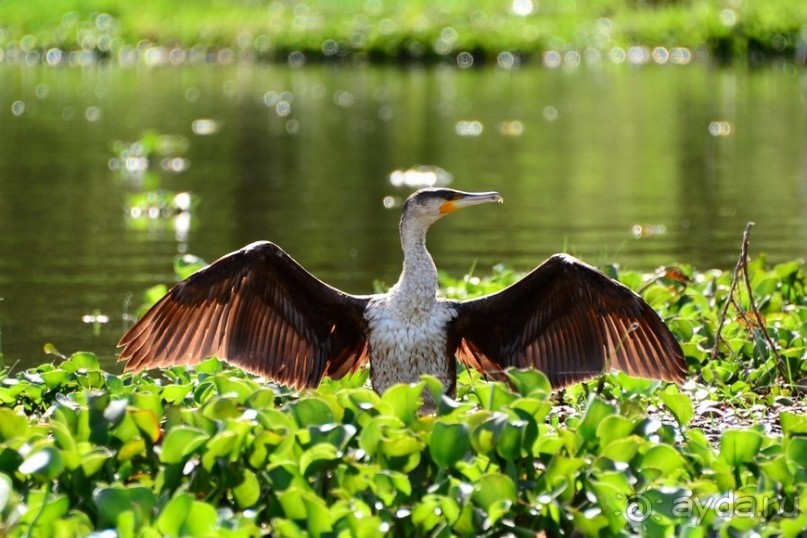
[65,352,101,372]
[248,430,291,467]
[299,443,340,477]
[659,390,694,426]
[213,376,255,404]
[785,436,807,468]
[93,485,158,529]
[472,473,517,510]
[640,444,687,476]
[578,396,617,443]
[596,415,636,448]
[202,395,242,420]
[587,479,628,533]
[380,383,424,424]
[781,412,807,436]
[541,456,586,494]
[600,437,641,463]
[246,387,277,408]
[161,384,192,404]
[81,447,114,477]
[257,408,295,431]
[373,471,412,506]
[505,368,552,397]
[130,409,161,444]
[0,409,29,441]
[233,468,261,509]
[378,432,423,471]
[307,423,357,451]
[359,416,405,456]
[719,430,764,466]
[131,391,164,422]
[40,369,68,389]
[289,398,334,428]
[475,381,518,411]
[496,419,528,460]
[194,357,224,374]
[19,447,64,480]
[22,492,70,531]
[157,493,218,537]
[613,372,657,394]
[160,426,209,464]
[277,488,333,537]
[202,431,239,470]
[430,421,470,468]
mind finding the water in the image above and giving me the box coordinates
[0,63,805,370]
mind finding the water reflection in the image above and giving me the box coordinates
[0,63,804,369]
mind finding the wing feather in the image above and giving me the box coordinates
[118,241,370,388]
[451,254,686,388]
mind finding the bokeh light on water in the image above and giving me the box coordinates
[0,63,804,368]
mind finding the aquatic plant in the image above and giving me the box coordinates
[0,243,804,535]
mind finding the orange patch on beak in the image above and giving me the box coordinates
[439,201,457,214]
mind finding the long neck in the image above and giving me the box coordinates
[393,215,438,304]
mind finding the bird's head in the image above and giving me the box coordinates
[401,188,503,227]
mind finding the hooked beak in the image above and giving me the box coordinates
[440,191,503,214]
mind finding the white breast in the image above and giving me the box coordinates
[364,295,458,396]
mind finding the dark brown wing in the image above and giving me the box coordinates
[449,254,686,388]
[118,241,370,388]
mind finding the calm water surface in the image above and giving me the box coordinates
[0,63,805,369]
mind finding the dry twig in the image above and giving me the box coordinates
[711,222,784,375]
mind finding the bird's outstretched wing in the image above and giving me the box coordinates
[118,241,370,388]
[450,254,686,388]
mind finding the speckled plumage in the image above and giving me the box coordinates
[365,193,460,398]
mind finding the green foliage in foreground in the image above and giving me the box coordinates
[1,0,806,63]
[0,258,806,536]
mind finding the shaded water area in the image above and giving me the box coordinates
[0,63,805,370]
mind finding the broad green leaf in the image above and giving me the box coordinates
[130,408,161,444]
[781,412,807,436]
[785,436,807,469]
[233,468,261,509]
[0,409,29,441]
[160,426,209,463]
[719,430,763,466]
[640,444,687,476]
[578,396,617,443]
[157,493,218,537]
[299,443,340,477]
[19,447,64,480]
[213,376,256,404]
[289,398,334,428]
[596,415,636,447]
[380,383,423,424]
[659,390,694,426]
[475,382,518,411]
[472,473,517,510]
[93,485,158,529]
[429,421,470,468]
[505,368,552,397]
[65,352,101,371]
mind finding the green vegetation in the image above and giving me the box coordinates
[1,254,805,536]
[1,0,805,64]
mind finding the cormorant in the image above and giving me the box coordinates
[118,188,686,397]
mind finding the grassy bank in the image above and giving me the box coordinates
[0,255,805,536]
[1,0,806,65]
